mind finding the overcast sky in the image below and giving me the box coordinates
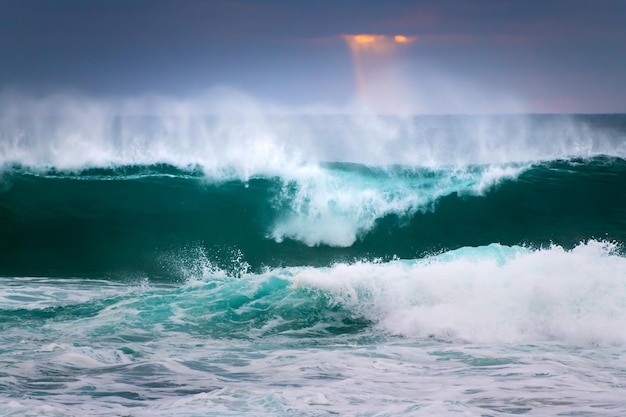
[2,0,625,114]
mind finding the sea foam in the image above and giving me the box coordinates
[290,240,626,345]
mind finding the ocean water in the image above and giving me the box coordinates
[1,113,626,416]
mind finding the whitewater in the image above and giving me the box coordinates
[1,94,626,416]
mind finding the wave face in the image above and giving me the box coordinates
[0,156,624,278]
[2,111,626,415]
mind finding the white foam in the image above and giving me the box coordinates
[270,164,528,246]
[0,277,128,310]
[290,241,626,345]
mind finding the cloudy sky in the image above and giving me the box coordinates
[2,0,625,114]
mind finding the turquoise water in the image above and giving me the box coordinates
[2,157,625,278]
[1,114,626,415]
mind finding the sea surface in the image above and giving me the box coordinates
[1,113,626,416]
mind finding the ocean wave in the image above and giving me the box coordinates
[3,241,624,346]
[1,157,625,277]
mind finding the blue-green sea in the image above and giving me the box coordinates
[1,113,626,416]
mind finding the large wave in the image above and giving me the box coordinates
[2,92,625,277]
[1,157,625,278]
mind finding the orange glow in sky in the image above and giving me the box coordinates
[354,34,378,44]
[344,34,417,53]
[343,34,417,108]
[394,35,418,44]
[344,34,390,52]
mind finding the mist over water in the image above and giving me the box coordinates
[1,89,625,175]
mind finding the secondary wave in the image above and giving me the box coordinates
[2,241,624,346]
